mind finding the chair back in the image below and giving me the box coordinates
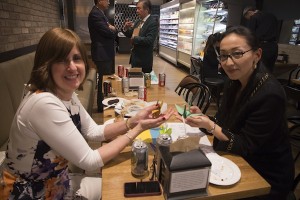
[175,75,200,97]
[190,57,204,82]
[185,83,211,114]
[285,66,300,102]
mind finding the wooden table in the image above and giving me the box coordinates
[101,76,270,200]
[102,76,186,121]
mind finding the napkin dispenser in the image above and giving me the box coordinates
[128,72,145,90]
[156,146,211,200]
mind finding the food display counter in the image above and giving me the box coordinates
[159,0,180,64]
[289,19,300,45]
[176,0,227,68]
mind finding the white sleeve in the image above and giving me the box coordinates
[73,94,106,142]
[27,94,104,171]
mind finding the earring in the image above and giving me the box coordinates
[253,62,257,70]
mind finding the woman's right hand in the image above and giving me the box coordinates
[129,106,173,134]
[189,106,202,114]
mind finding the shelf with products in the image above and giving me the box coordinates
[159,0,180,64]
[177,1,196,56]
[289,19,300,45]
[159,1,179,50]
[176,0,196,68]
[192,1,227,57]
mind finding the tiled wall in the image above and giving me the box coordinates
[115,4,160,32]
[278,44,300,65]
[0,0,61,53]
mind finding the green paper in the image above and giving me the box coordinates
[175,104,205,117]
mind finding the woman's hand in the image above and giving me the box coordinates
[189,106,202,114]
[174,105,203,121]
[130,105,174,131]
[185,115,211,129]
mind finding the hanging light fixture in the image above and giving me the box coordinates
[128,0,138,7]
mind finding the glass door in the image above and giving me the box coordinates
[192,0,227,58]
[177,0,196,68]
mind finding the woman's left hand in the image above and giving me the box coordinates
[179,115,211,130]
[135,108,174,131]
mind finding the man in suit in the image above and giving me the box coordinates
[123,0,158,73]
[243,6,278,73]
[88,0,117,112]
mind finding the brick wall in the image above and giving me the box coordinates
[279,44,300,65]
[0,0,61,53]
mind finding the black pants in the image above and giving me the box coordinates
[94,60,115,112]
[260,42,278,73]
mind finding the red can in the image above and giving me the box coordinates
[138,86,147,101]
[118,65,124,78]
[124,67,129,77]
[103,80,112,97]
[159,73,166,87]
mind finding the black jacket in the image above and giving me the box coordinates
[214,66,294,199]
[123,15,158,73]
[88,6,116,62]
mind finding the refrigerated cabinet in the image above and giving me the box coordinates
[177,0,227,68]
[289,19,300,45]
[159,0,180,64]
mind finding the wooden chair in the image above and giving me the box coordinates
[175,75,200,99]
[190,57,224,108]
[185,83,212,114]
[175,75,211,114]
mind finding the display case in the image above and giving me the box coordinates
[289,19,300,45]
[159,0,180,64]
[193,0,227,57]
[177,0,227,68]
[177,0,196,68]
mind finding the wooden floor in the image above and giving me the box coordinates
[90,53,300,199]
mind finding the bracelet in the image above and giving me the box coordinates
[207,122,216,134]
[125,118,131,130]
[125,133,133,142]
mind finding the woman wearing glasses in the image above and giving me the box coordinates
[184,26,294,199]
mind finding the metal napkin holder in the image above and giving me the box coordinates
[128,71,145,90]
[156,146,211,200]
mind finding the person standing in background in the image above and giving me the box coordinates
[88,0,117,112]
[122,0,158,73]
[243,6,278,73]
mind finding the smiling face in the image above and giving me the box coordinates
[219,33,262,88]
[51,46,86,100]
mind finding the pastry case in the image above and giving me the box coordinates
[159,0,180,64]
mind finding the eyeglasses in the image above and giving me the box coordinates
[218,49,252,62]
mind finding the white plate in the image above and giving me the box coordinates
[102,97,126,107]
[114,99,148,117]
[114,100,167,117]
[207,154,241,186]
